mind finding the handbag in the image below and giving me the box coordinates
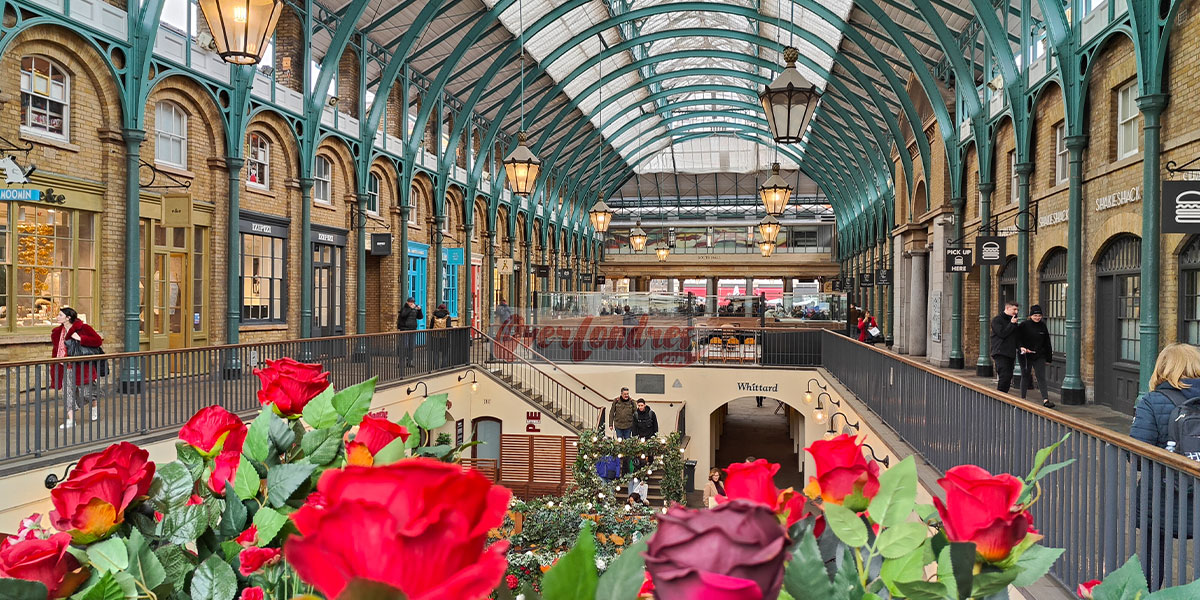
[66,338,108,378]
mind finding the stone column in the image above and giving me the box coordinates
[976,183,995,377]
[908,250,929,356]
[1061,137,1088,403]
[893,241,910,355]
[1138,94,1168,394]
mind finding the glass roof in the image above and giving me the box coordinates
[482,0,854,174]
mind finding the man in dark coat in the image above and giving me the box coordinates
[990,300,1020,393]
[397,297,423,367]
[632,398,659,439]
[609,387,635,439]
[1017,305,1055,408]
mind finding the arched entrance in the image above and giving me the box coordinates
[1095,234,1141,413]
[710,395,805,491]
[998,255,1018,311]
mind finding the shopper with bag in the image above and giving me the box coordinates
[51,307,104,429]
[857,309,880,344]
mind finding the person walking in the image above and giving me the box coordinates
[1017,305,1055,408]
[609,387,635,439]
[1130,343,1200,588]
[702,468,726,508]
[846,303,860,337]
[397,297,423,367]
[622,305,639,361]
[632,398,659,439]
[857,309,879,344]
[51,307,104,429]
[429,303,452,368]
[989,301,1020,393]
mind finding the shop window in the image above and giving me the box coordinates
[247,133,270,188]
[443,267,459,318]
[241,231,286,322]
[1116,81,1139,159]
[1039,248,1067,352]
[20,56,69,139]
[1054,123,1068,185]
[367,173,380,214]
[155,101,188,168]
[1180,238,1200,344]
[314,156,332,204]
[0,205,96,331]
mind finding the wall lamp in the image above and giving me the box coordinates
[862,443,891,468]
[804,378,827,405]
[813,391,840,423]
[406,381,429,398]
[458,369,479,392]
[44,462,77,489]
[825,412,860,440]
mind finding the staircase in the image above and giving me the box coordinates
[613,469,667,505]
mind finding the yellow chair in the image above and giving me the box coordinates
[707,336,724,363]
[742,337,756,363]
[725,336,741,363]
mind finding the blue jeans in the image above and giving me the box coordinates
[615,428,633,439]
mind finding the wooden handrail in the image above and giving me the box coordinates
[823,331,1200,477]
[479,325,611,402]
[471,327,605,416]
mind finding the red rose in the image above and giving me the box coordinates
[240,587,265,600]
[0,532,87,598]
[284,459,511,600]
[208,447,244,495]
[179,406,246,457]
[934,465,1034,563]
[237,525,258,547]
[505,574,519,590]
[253,357,330,417]
[778,490,824,537]
[238,547,282,576]
[804,434,880,511]
[186,494,204,506]
[354,416,410,455]
[1077,579,1101,599]
[722,460,781,509]
[637,571,655,599]
[49,442,155,543]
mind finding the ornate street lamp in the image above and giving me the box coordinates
[759,47,820,144]
[503,132,541,197]
[197,0,284,65]
[758,214,781,244]
[629,222,648,252]
[759,240,776,258]
[655,242,670,262]
[589,198,614,233]
[759,163,792,216]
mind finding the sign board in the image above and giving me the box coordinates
[162,193,192,228]
[525,411,542,433]
[497,258,514,275]
[859,272,875,287]
[831,278,844,292]
[370,233,392,255]
[946,247,973,273]
[0,188,41,202]
[595,274,606,285]
[535,265,550,278]
[1164,180,1200,234]
[556,268,571,280]
[843,277,854,290]
[455,419,464,446]
[875,269,892,286]
[975,236,1006,265]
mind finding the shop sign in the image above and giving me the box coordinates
[595,274,606,285]
[370,233,392,255]
[975,236,1006,265]
[525,411,542,433]
[162,193,192,227]
[831,278,844,291]
[456,419,464,446]
[1095,185,1141,212]
[1163,181,1200,234]
[859,272,875,287]
[535,265,550,278]
[497,258,514,274]
[946,247,972,273]
[557,268,571,280]
[875,269,892,286]
[240,218,288,238]
[0,188,41,201]
[1039,209,1068,228]
[313,228,348,247]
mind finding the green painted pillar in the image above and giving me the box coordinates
[1061,136,1088,404]
[464,222,474,328]
[399,203,410,305]
[225,158,244,347]
[874,239,882,325]
[299,177,314,339]
[433,214,445,309]
[523,241,532,318]
[1138,94,1169,395]
[950,197,965,369]
[121,129,145,387]
[356,193,369,335]
[977,182,996,377]
[1015,163,1034,312]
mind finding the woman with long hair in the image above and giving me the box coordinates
[51,307,104,429]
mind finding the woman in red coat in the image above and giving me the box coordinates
[857,309,879,344]
[51,307,103,428]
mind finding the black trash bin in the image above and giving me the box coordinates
[684,459,697,493]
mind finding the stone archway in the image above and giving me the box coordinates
[708,395,806,491]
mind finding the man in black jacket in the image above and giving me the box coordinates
[990,301,1020,393]
[397,297,423,367]
[632,398,659,439]
[1017,305,1055,408]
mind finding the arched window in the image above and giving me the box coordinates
[20,56,69,139]
[367,173,381,214]
[247,133,270,188]
[1181,236,1200,344]
[997,255,1018,310]
[154,101,188,168]
[1097,235,1141,363]
[314,156,332,204]
[1038,248,1067,353]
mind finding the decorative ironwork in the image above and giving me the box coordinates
[139,159,193,190]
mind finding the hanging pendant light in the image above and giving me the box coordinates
[629,222,648,252]
[197,0,284,65]
[589,198,614,233]
[503,131,541,197]
[655,243,670,262]
[760,47,820,144]
[759,163,792,216]
[759,240,776,258]
[758,214,781,243]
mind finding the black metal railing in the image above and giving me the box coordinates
[0,328,470,467]
[821,331,1200,592]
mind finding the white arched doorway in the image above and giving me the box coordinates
[709,395,806,491]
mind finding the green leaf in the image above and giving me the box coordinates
[868,456,918,529]
[1092,556,1149,600]
[161,504,209,545]
[876,522,929,560]
[268,412,296,454]
[1031,459,1075,482]
[416,444,454,459]
[832,547,867,600]
[1011,545,1065,588]
[252,506,288,546]
[266,463,317,508]
[175,443,206,480]
[824,503,868,547]
[895,580,953,600]
[1147,579,1200,599]
[125,529,166,591]
[302,385,338,428]
[779,590,798,600]
[218,481,248,537]
[190,555,238,600]
[541,521,599,600]
[333,378,378,426]
[971,570,1019,597]
[151,462,195,509]
[302,427,343,465]
[86,537,130,573]
[372,436,410,465]
[783,528,835,600]
[154,545,195,591]
[414,393,449,430]
[398,413,421,449]
[79,572,127,600]
[335,579,410,600]
[596,538,649,600]
[245,410,274,463]
[0,578,50,600]
[233,456,261,500]
[946,542,977,600]
[915,504,938,522]
[1026,433,1070,482]
[880,544,929,597]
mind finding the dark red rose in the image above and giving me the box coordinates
[253,357,330,418]
[506,574,519,590]
[0,532,87,598]
[934,465,1034,563]
[238,547,282,576]
[353,416,410,455]
[179,406,246,457]
[804,434,881,511]
[49,442,155,543]
[643,500,786,600]
[284,459,511,600]
[240,587,265,600]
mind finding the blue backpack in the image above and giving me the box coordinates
[595,456,621,480]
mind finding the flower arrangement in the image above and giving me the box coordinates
[572,432,685,506]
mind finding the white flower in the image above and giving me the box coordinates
[596,558,607,571]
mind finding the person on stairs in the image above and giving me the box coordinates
[1017,304,1055,408]
[609,387,635,439]
[633,398,659,439]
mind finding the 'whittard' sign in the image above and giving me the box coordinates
[737,382,779,392]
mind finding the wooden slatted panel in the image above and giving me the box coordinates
[499,434,579,499]
[461,458,499,482]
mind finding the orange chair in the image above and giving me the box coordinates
[707,336,724,363]
[742,337,756,363]
[725,336,741,363]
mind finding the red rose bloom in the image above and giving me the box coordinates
[354,416,410,455]
[179,406,246,457]
[49,442,155,543]
[0,532,87,598]
[1077,579,1101,599]
[284,459,511,600]
[934,465,1033,563]
[637,571,655,599]
[237,525,258,547]
[238,547,282,576]
[240,587,265,600]
[208,446,244,495]
[253,357,330,417]
[722,460,781,509]
[804,434,881,511]
[506,574,519,590]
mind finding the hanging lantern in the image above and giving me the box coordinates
[759,47,821,144]
[629,223,648,252]
[197,0,284,65]
[759,163,792,216]
[503,131,541,197]
[758,214,781,243]
[759,240,776,258]
[589,198,614,233]
[655,243,670,262]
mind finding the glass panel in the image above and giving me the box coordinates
[153,254,166,334]
[169,254,184,334]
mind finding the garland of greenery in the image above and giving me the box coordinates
[571,429,685,506]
